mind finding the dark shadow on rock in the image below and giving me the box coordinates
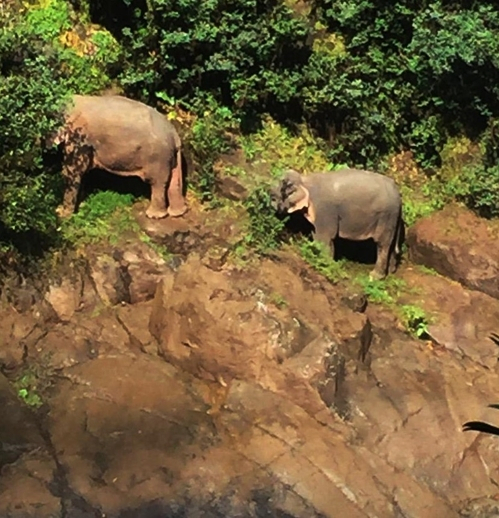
[113,489,315,518]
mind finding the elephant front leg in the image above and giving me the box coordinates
[314,227,335,258]
[57,164,82,218]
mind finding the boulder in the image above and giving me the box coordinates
[88,241,174,306]
[148,254,370,419]
[44,276,83,322]
[0,308,36,374]
[407,205,499,299]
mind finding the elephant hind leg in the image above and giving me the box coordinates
[167,148,187,218]
[371,237,393,280]
[146,171,169,219]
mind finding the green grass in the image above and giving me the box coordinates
[60,191,139,245]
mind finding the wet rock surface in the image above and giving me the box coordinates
[2,207,499,517]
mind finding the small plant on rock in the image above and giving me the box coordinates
[13,371,44,408]
[356,275,407,305]
[400,304,431,339]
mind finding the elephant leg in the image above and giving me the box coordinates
[57,149,89,218]
[371,241,390,280]
[167,149,187,218]
[146,177,169,219]
[314,226,335,258]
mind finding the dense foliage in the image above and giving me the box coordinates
[3,0,499,256]
[0,0,118,253]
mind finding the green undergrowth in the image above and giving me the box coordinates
[60,191,140,246]
[399,304,431,339]
[354,274,431,338]
[242,185,287,255]
[1,0,119,253]
[296,240,349,283]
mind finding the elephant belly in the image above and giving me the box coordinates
[337,218,378,242]
[92,141,151,180]
[93,154,146,180]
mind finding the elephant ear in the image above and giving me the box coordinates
[287,185,310,213]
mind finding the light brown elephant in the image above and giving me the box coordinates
[271,169,404,279]
[52,94,187,219]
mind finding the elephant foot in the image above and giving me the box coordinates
[369,269,387,281]
[167,204,188,218]
[145,206,169,219]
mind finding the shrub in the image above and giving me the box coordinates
[93,0,309,119]
[0,0,118,254]
[239,116,334,176]
[243,186,287,255]
[185,99,239,201]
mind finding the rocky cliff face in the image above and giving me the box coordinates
[2,204,499,517]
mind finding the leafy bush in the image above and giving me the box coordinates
[185,100,239,201]
[308,1,499,168]
[240,116,335,176]
[243,186,287,255]
[355,274,407,305]
[91,0,309,117]
[0,0,118,253]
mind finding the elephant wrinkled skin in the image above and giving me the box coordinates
[53,95,187,219]
[271,169,403,279]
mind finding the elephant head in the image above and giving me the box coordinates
[271,169,315,223]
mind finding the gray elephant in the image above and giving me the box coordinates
[52,94,187,219]
[271,169,403,279]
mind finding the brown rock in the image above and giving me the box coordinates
[0,452,61,518]
[216,174,248,201]
[89,253,131,306]
[0,308,35,373]
[44,276,83,322]
[407,205,499,299]
[0,372,44,464]
[88,242,174,306]
[122,242,173,304]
